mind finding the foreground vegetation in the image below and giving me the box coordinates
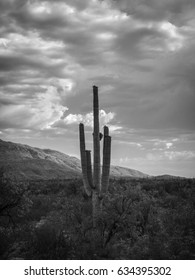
[0,172,195,259]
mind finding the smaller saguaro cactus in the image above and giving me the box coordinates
[79,86,111,225]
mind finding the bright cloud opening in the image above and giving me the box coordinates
[63,109,115,127]
[160,21,184,51]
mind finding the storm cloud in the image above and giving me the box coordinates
[0,0,195,176]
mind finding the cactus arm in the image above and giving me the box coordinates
[101,126,111,194]
[85,150,94,189]
[79,123,92,197]
[103,125,109,137]
[93,85,101,192]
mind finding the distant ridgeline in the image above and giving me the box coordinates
[0,138,148,181]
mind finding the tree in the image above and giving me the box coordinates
[0,168,31,227]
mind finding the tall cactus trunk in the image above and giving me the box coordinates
[93,85,101,191]
[92,85,101,227]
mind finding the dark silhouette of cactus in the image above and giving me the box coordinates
[79,85,111,227]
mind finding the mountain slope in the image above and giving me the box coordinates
[0,139,81,180]
[110,165,148,178]
[0,139,148,180]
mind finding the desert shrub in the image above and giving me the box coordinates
[65,181,79,196]
[0,173,32,227]
[31,221,71,259]
[1,176,194,260]
[29,195,52,221]
[0,227,13,259]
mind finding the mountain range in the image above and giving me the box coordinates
[0,139,149,181]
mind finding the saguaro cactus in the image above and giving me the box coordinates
[79,85,111,227]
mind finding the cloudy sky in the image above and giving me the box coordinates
[0,0,195,177]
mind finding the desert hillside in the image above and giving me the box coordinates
[0,139,148,180]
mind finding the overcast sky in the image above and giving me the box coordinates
[0,0,195,177]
